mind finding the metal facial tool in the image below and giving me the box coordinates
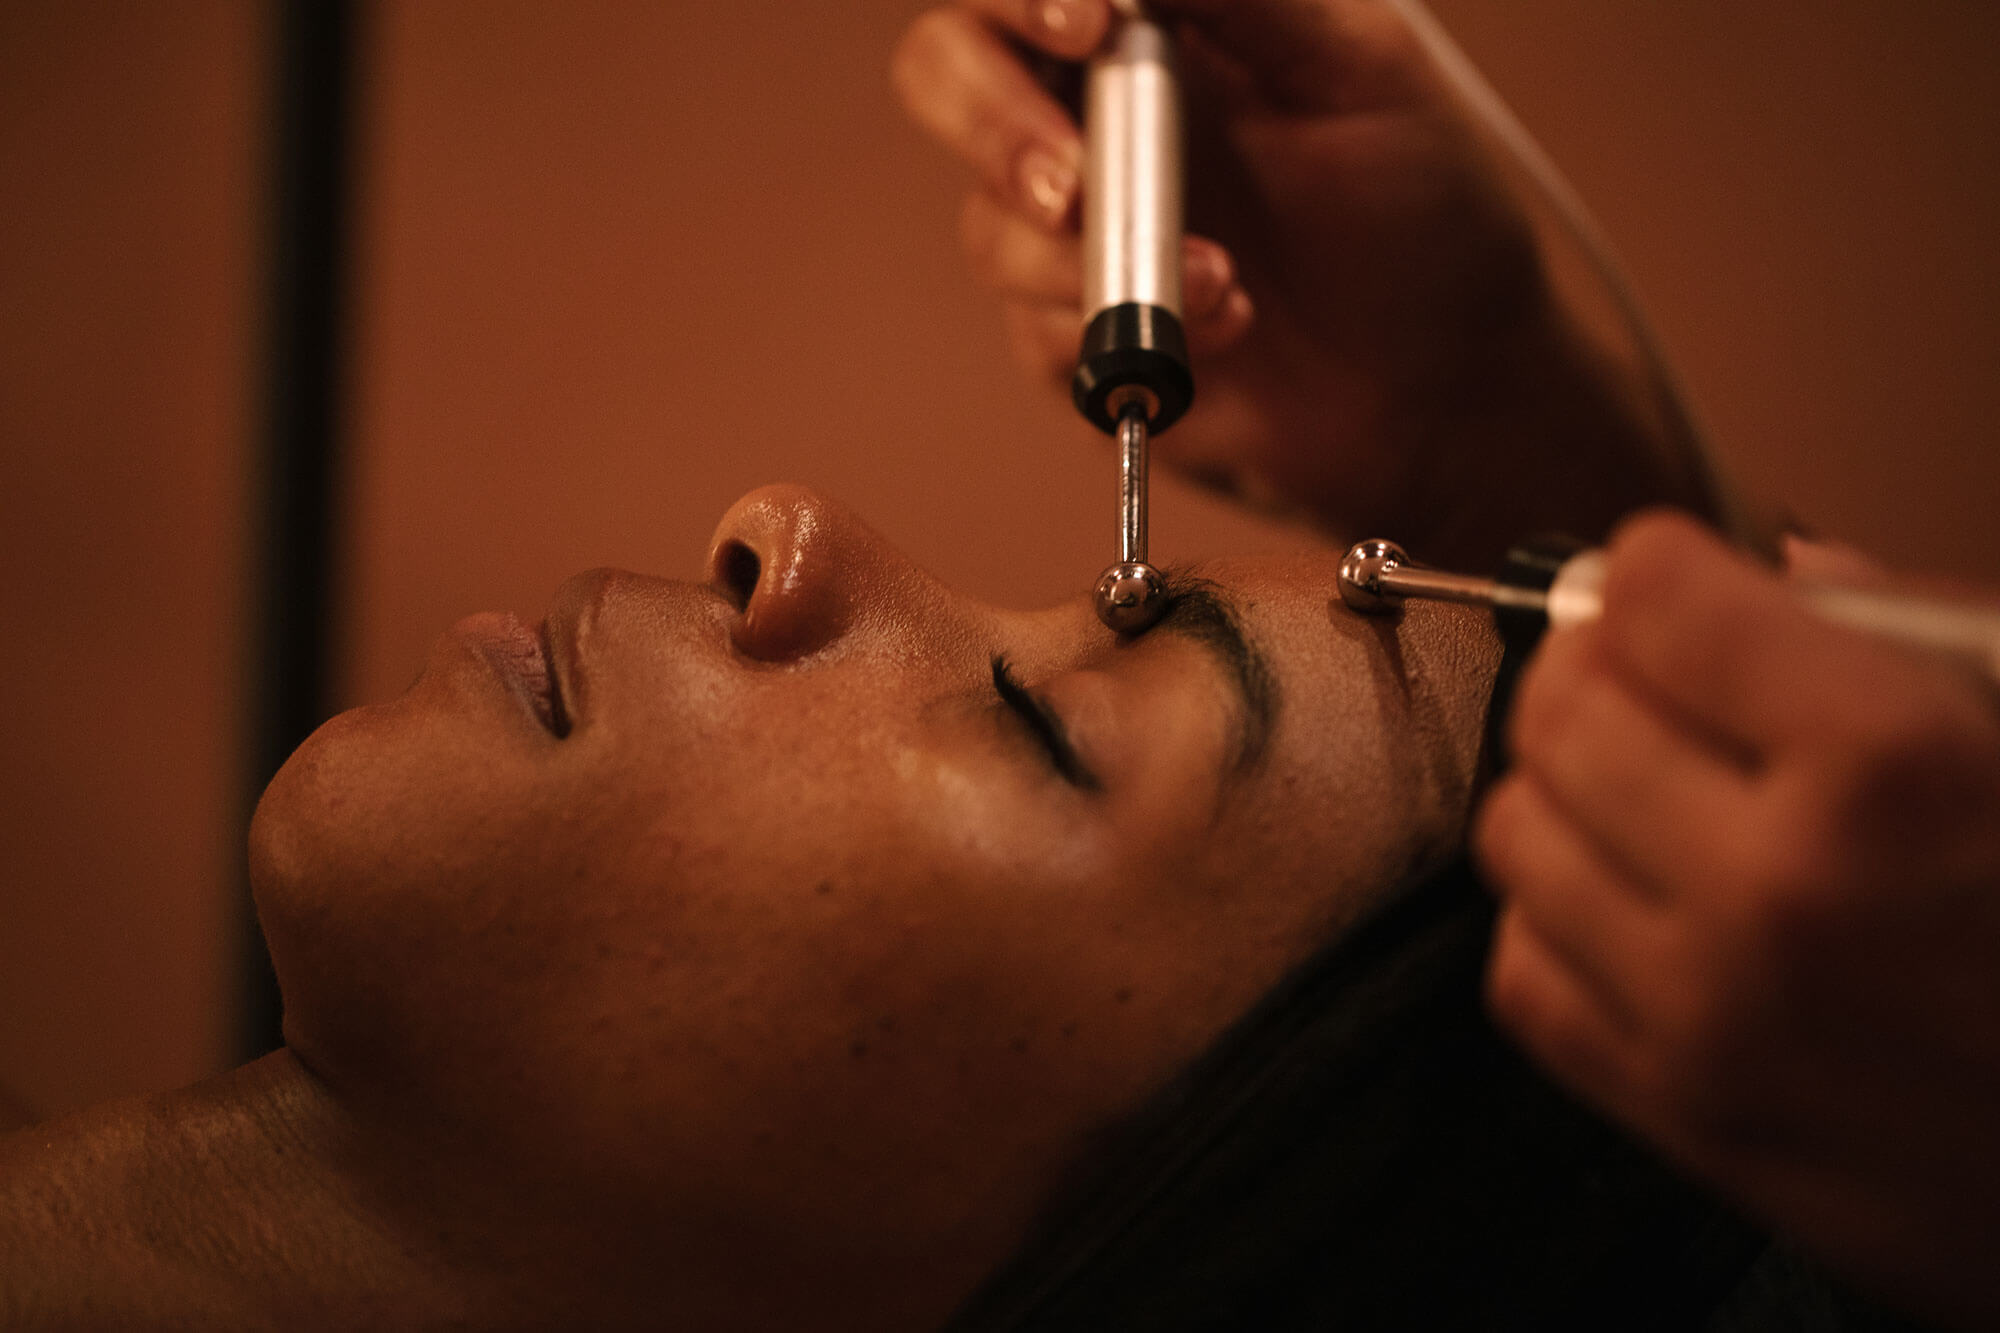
[1075,3,1192,635]
[1339,537,2000,684]
[1094,401,1169,633]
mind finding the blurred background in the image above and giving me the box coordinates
[3,0,1996,1121]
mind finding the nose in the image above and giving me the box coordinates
[705,484,953,661]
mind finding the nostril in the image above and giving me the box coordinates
[716,540,761,612]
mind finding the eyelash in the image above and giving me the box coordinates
[990,656,1101,792]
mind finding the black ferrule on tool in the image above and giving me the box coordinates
[1072,303,1193,435]
[1486,533,1589,767]
[1494,534,1588,656]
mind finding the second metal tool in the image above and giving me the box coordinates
[1338,536,2000,684]
[1076,3,1192,635]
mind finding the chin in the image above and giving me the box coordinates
[248,700,400,890]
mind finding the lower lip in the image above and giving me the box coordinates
[455,612,563,736]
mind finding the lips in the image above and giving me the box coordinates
[534,618,572,737]
[459,612,570,737]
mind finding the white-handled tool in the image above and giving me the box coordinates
[1339,537,2000,685]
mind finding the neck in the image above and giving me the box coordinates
[0,1053,985,1330]
[0,1052,491,1329]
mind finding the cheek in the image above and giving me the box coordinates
[251,693,590,1099]
[491,716,1214,1232]
[251,665,1303,1245]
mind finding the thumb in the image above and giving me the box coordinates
[1150,0,1420,112]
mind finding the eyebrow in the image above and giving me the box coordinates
[1147,570,1281,777]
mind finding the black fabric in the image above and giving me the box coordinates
[1708,1246,1936,1333]
[949,860,1925,1331]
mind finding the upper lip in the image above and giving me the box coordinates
[535,568,739,736]
[543,568,618,735]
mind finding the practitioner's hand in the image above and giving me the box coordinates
[893,1,1555,520]
[893,0,1711,559]
[1475,509,2000,1328]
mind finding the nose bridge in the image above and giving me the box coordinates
[708,484,960,662]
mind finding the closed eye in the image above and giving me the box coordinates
[990,656,1102,792]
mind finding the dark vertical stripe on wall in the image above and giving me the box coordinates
[244,0,358,1059]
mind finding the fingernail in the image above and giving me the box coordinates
[1037,0,1075,37]
[1018,147,1076,225]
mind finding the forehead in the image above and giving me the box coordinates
[1177,549,1429,702]
[1174,549,1501,890]
[1185,548,1498,686]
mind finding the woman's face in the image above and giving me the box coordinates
[251,485,1497,1297]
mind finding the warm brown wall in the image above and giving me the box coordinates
[342,0,1281,712]
[347,0,2000,714]
[5,1,1996,1116]
[0,2,255,1115]
[1433,0,2000,582]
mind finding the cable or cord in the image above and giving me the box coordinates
[1383,0,1757,545]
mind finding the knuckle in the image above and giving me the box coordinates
[1602,511,1710,612]
[1597,513,1743,669]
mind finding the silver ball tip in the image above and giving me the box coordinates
[1094,561,1169,635]
[1337,539,1407,614]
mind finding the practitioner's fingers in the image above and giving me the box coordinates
[955,0,1110,62]
[1594,511,1920,762]
[1506,620,1759,897]
[1474,775,1668,1032]
[1186,276,1256,358]
[993,236,1254,385]
[1486,909,1653,1118]
[960,190,1082,304]
[893,8,1087,231]
[1001,286,1253,384]
[964,192,1246,315]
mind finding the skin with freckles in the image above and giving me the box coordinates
[239,484,1499,1329]
[898,4,2000,1325]
[0,12,1717,1323]
[1,6,1884,1328]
